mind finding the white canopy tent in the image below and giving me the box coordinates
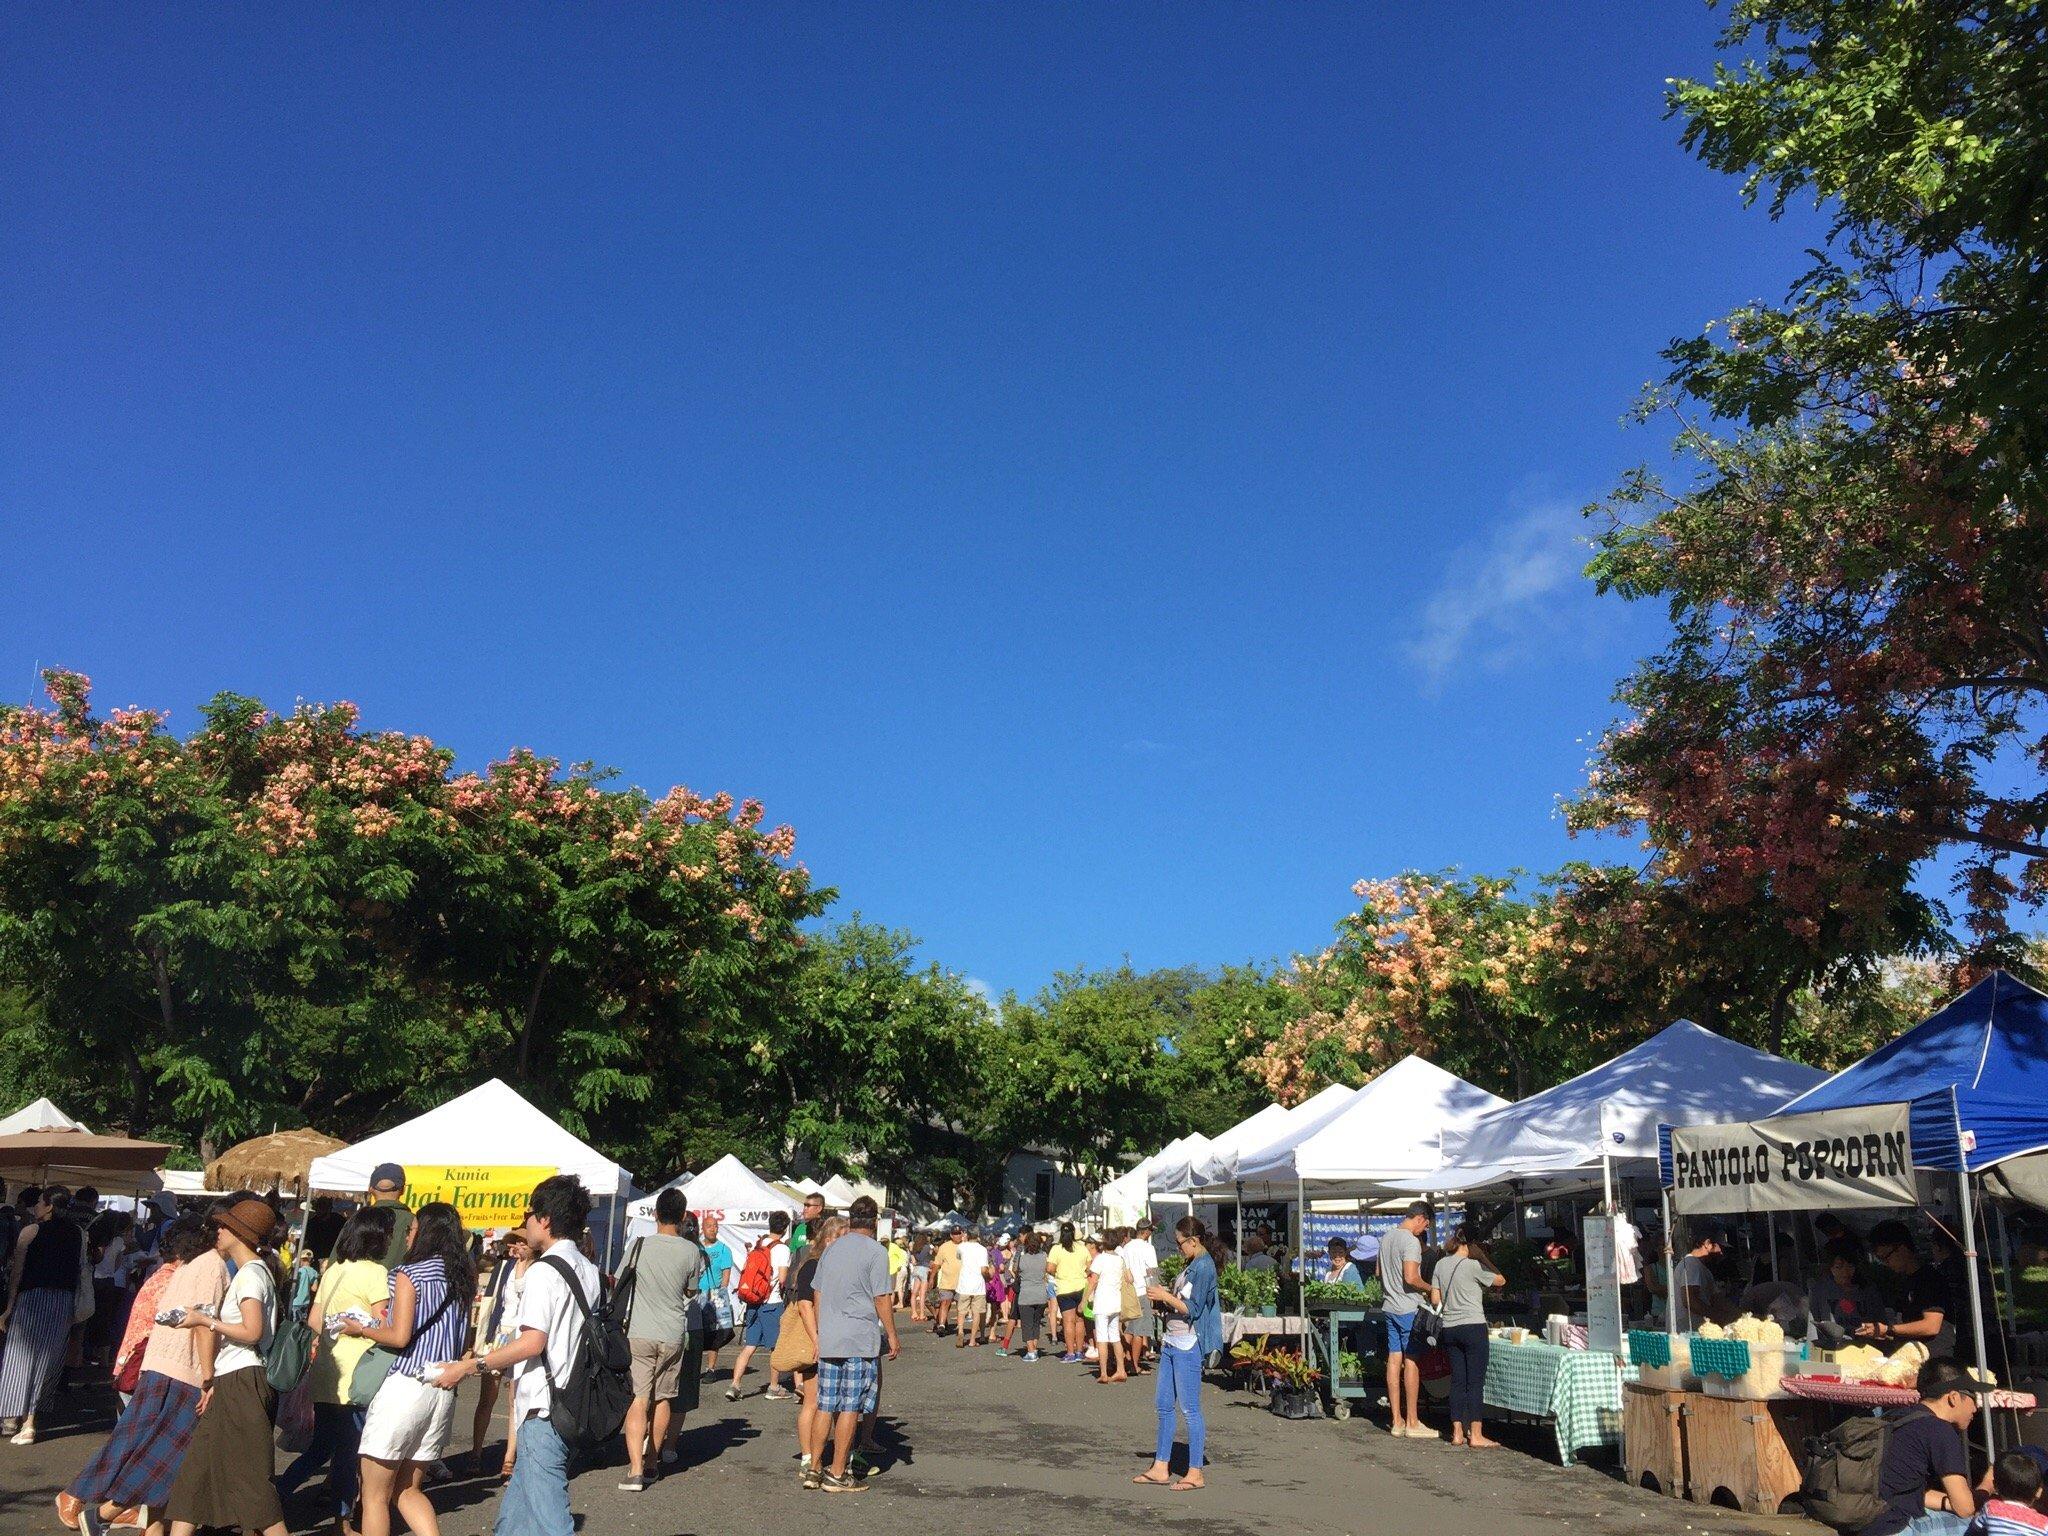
[1392,1020,1826,1197]
[627,1154,799,1251]
[0,1098,87,1135]
[1150,1108,1290,1195]
[1190,1083,1358,1194]
[818,1174,859,1208]
[1233,1055,1510,1192]
[306,1079,634,1260]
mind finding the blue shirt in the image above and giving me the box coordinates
[701,1239,735,1293]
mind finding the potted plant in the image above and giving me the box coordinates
[1218,1264,1280,1317]
[1229,1338,1325,1418]
[1303,1276,1382,1311]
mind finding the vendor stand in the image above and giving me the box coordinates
[1631,971,2048,1513]
[1480,1331,1635,1465]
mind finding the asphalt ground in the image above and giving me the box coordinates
[0,1331,1814,1536]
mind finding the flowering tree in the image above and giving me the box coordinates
[0,671,822,1160]
[1249,873,1581,1104]
[1576,0,2048,966]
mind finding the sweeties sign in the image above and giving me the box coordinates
[1667,1105,1914,1216]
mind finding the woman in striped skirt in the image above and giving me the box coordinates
[55,1214,223,1534]
[0,1186,88,1444]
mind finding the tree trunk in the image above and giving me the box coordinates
[515,960,552,1080]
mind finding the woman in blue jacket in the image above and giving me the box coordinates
[1133,1215,1225,1493]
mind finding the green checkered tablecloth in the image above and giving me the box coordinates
[1481,1338,1633,1465]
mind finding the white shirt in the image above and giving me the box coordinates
[1613,1216,1641,1286]
[94,1233,129,1284]
[1090,1250,1124,1309]
[765,1241,792,1306]
[214,1260,276,1378]
[954,1241,991,1298]
[1120,1237,1158,1291]
[511,1240,601,1420]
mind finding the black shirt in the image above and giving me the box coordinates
[1864,1408,1966,1536]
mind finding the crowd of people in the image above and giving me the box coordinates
[1,1157,1255,1533]
[889,1214,1225,1491]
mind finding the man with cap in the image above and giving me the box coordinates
[370,1164,414,1269]
[1672,1219,1732,1333]
[1863,1356,1987,1534]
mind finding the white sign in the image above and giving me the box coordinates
[1668,1104,1914,1216]
[1582,1215,1623,1354]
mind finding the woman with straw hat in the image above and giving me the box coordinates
[163,1196,288,1536]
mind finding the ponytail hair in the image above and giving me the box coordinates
[1175,1214,1228,1270]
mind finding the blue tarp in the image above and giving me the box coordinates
[1777,971,2048,1173]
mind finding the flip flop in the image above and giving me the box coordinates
[1132,1471,1172,1486]
[1170,1478,1204,1493]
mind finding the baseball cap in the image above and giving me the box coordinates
[369,1163,404,1190]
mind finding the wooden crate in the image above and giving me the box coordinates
[1682,1393,1825,1515]
[1622,1382,1686,1497]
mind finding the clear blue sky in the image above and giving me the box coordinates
[3,6,1824,996]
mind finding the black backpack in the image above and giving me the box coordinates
[534,1253,633,1452]
[1799,1411,1903,1532]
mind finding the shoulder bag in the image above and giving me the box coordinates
[347,1284,461,1408]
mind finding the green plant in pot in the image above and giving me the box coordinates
[1217,1264,1279,1315]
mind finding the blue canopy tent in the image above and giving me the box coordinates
[1778,971,2048,1171]
[1659,972,2048,1451]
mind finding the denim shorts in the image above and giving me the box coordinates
[1384,1309,1419,1353]
[743,1301,784,1348]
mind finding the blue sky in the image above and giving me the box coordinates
[3,6,1827,996]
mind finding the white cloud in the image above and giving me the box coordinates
[1404,500,1593,690]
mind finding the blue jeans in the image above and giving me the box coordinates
[1903,1514,1968,1535]
[1154,1343,1206,1471]
[277,1403,365,1517]
[494,1414,573,1536]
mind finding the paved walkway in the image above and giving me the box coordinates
[0,1333,1812,1534]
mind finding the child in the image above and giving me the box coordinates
[1977,1449,2048,1535]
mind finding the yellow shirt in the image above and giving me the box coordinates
[307,1259,389,1405]
[1046,1242,1090,1295]
[935,1239,961,1289]
[887,1241,908,1276]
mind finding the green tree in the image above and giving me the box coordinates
[1576,0,2048,965]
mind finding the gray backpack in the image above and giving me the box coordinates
[1799,1411,1902,1532]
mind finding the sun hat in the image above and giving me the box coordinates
[215,1196,278,1250]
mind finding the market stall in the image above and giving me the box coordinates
[626,1153,798,1250]
[305,1077,634,1258]
[1627,971,2048,1514]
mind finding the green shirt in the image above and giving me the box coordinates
[377,1198,414,1269]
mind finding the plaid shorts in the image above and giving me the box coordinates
[817,1355,880,1416]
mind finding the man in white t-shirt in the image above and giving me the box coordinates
[436,1174,599,1536]
[1120,1222,1160,1373]
[953,1233,992,1347]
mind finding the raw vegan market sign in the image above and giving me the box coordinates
[403,1165,555,1230]
[1668,1105,1914,1215]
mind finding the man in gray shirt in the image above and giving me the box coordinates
[618,1188,707,1491]
[1377,1202,1432,1440]
[808,1195,900,1493]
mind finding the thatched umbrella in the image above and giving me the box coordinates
[206,1128,347,1199]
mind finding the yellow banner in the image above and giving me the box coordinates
[401,1165,555,1231]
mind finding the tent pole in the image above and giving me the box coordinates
[1958,1164,1996,1462]
[1234,1181,1243,1268]
[1298,1173,1308,1353]
[1660,1187,1676,1335]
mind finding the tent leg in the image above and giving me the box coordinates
[1660,1187,1676,1335]
[1234,1182,1243,1268]
[1959,1167,1996,1462]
